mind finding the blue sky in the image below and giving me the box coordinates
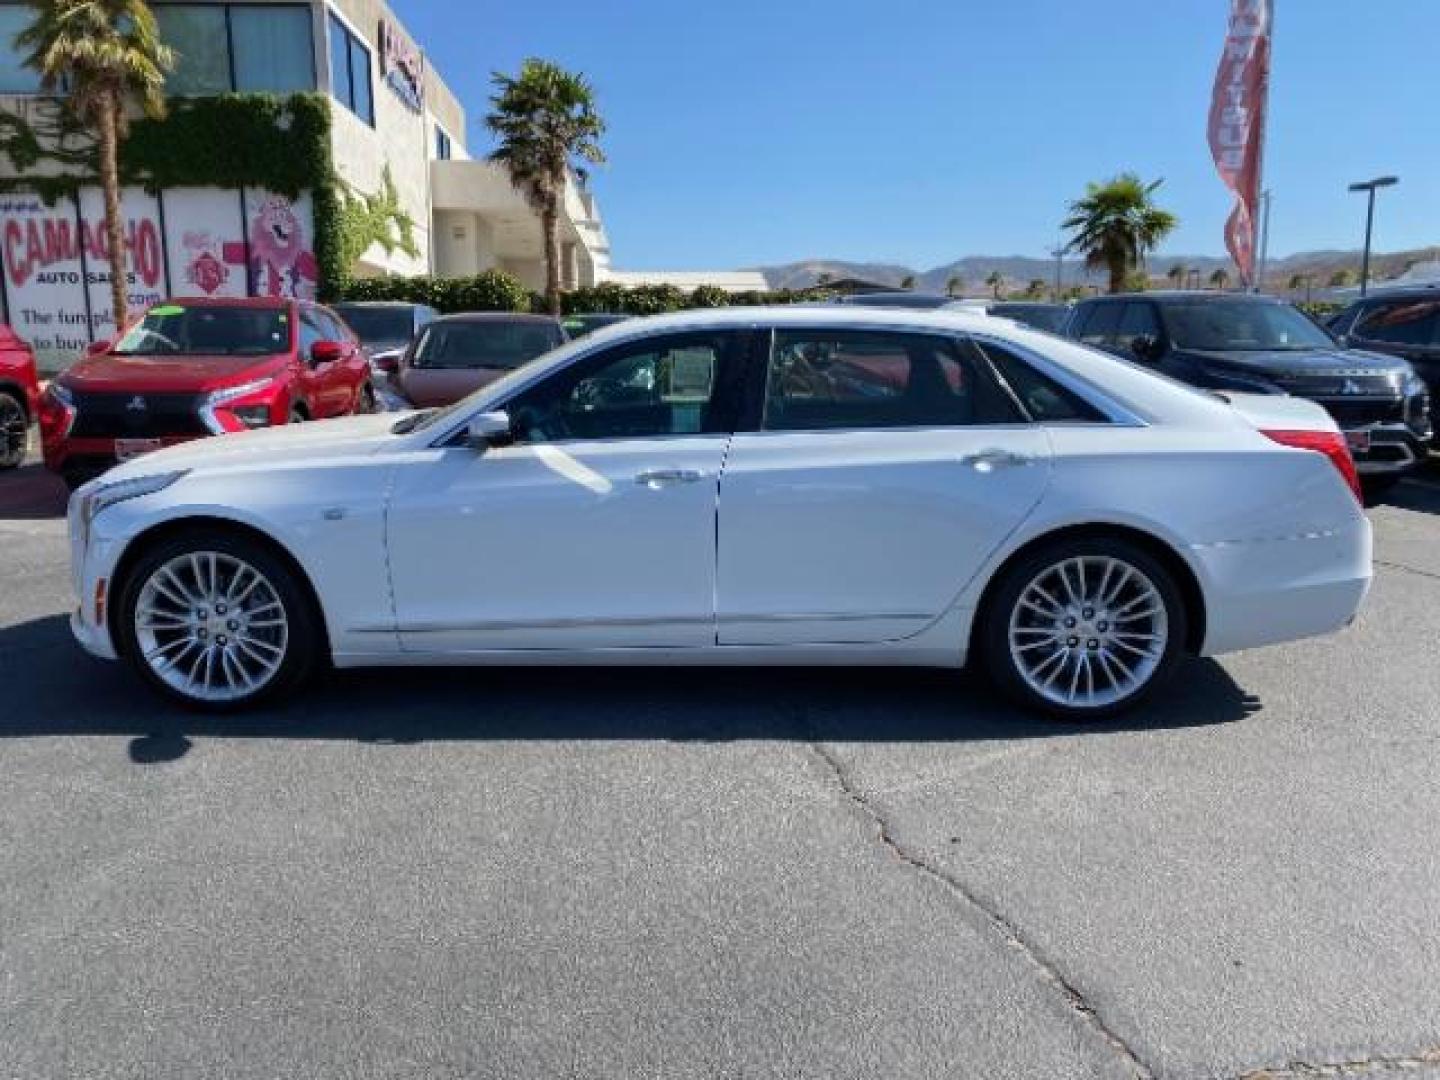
[396,0,1437,270]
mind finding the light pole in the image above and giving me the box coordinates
[1348,176,1398,297]
[1050,244,1065,302]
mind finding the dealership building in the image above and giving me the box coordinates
[0,0,759,369]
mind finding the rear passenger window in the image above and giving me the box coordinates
[1078,303,1122,346]
[763,330,1021,431]
[978,342,1107,423]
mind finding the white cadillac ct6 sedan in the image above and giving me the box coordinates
[67,306,1372,719]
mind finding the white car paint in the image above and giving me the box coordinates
[68,306,1371,685]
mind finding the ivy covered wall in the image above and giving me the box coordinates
[0,93,348,299]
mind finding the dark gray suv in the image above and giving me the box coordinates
[1062,292,1432,494]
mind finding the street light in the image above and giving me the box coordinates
[1348,175,1398,297]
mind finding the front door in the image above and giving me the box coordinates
[717,328,1052,646]
[386,330,748,652]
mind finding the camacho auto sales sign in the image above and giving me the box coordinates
[1208,0,1272,286]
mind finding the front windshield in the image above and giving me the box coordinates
[412,321,560,371]
[111,303,289,357]
[333,306,415,346]
[1163,301,1333,352]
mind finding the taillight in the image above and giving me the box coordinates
[1261,428,1363,504]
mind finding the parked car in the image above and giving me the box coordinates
[834,291,1068,331]
[40,297,373,490]
[331,301,439,412]
[391,313,566,408]
[67,306,1370,719]
[0,323,41,469]
[1328,288,1440,405]
[563,312,632,338]
[1062,292,1432,495]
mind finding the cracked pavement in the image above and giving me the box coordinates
[2,459,1439,1078]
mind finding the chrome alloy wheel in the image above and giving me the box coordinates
[1006,555,1168,709]
[133,551,289,703]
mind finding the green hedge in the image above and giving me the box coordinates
[341,270,532,312]
[340,275,832,315]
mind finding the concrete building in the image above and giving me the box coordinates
[0,0,749,367]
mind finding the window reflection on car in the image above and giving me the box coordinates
[110,305,290,357]
[1162,300,1335,352]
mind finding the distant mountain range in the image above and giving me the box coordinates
[757,247,1440,294]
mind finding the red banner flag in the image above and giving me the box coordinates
[1208,0,1272,287]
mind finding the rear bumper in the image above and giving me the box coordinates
[1195,514,1372,656]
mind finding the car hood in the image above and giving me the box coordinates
[1182,347,1411,378]
[398,367,508,409]
[103,411,406,483]
[60,353,288,393]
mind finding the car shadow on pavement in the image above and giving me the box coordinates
[0,615,1262,763]
[1384,477,1440,516]
[0,461,68,521]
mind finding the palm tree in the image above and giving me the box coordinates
[945,274,963,297]
[1209,267,1231,291]
[899,274,916,289]
[1062,173,1178,294]
[486,58,605,316]
[1167,263,1187,289]
[18,0,173,331]
[1025,278,1046,299]
[985,270,1004,299]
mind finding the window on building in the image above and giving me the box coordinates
[149,4,314,95]
[328,12,374,125]
[0,4,45,93]
[230,5,314,93]
[435,125,452,161]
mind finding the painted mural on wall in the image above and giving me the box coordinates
[1,187,317,369]
[244,190,317,299]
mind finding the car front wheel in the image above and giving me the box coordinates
[980,537,1187,719]
[116,530,321,710]
[0,390,27,469]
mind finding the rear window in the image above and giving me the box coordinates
[978,342,1107,422]
[411,321,562,371]
[111,303,290,357]
[334,305,417,346]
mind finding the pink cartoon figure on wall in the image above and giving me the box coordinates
[248,195,317,299]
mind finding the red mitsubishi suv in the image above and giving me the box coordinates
[0,323,41,470]
[40,297,374,489]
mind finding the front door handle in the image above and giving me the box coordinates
[635,468,706,488]
[961,448,1034,471]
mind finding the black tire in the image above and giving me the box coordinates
[115,528,323,712]
[0,389,27,469]
[1360,474,1401,507]
[978,536,1188,720]
[288,405,307,424]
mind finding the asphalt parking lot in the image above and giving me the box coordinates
[2,457,1439,1080]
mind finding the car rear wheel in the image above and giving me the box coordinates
[980,537,1187,719]
[0,390,27,469]
[117,530,321,710]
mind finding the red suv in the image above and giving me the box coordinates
[0,323,41,470]
[40,297,373,489]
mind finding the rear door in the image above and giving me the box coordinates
[716,327,1051,646]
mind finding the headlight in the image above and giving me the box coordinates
[201,378,276,434]
[76,471,187,549]
[1403,371,1427,397]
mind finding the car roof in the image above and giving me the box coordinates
[331,300,430,309]
[157,296,292,309]
[1084,291,1284,304]
[433,312,563,325]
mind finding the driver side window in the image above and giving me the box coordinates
[504,331,741,444]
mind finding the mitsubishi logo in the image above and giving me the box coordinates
[1339,379,1362,396]
[126,395,148,412]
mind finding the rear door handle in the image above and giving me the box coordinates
[961,448,1034,471]
[635,468,706,487]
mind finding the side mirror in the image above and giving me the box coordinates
[371,349,402,375]
[1130,334,1163,361]
[85,339,111,357]
[311,339,345,365]
[464,410,512,451]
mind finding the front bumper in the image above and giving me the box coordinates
[66,510,125,662]
[1345,422,1431,475]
